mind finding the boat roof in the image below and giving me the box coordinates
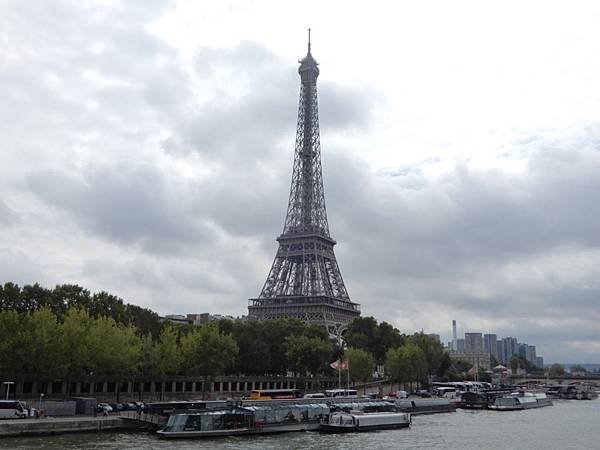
[332,401,393,409]
[172,403,330,416]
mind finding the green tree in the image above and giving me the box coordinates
[53,284,92,313]
[21,283,54,314]
[0,310,26,379]
[569,364,587,374]
[59,307,95,380]
[344,317,404,364]
[408,332,446,380]
[285,335,331,376]
[151,325,182,376]
[344,347,374,393]
[87,316,142,379]
[227,320,272,375]
[548,363,565,377]
[0,282,23,312]
[180,324,238,398]
[385,343,427,388]
[25,307,62,380]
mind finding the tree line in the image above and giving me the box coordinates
[1,282,477,388]
[341,317,468,387]
[0,283,162,337]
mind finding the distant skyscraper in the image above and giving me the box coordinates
[525,345,537,363]
[465,332,483,353]
[452,320,457,351]
[501,337,518,363]
[535,356,544,368]
[456,338,466,352]
[497,340,506,364]
[484,333,498,361]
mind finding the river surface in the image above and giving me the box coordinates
[1,399,599,449]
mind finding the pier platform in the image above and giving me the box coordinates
[0,416,142,438]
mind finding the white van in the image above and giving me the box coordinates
[0,400,28,419]
[303,393,326,399]
[434,387,457,399]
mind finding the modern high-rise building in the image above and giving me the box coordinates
[535,356,544,368]
[501,337,519,363]
[465,332,484,353]
[248,33,360,335]
[525,345,537,363]
[497,340,506,364]
[484,333,498,361]
[456,338,466,352]
[452,320,457,351]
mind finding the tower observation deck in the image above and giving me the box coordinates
[248,32,360,335]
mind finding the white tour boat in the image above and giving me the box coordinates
[489,391,552,411]
[320,411,411,433]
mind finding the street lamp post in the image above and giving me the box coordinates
[39,393,44,411]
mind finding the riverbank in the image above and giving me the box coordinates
[1,400,598,450]
[0,416,141,438]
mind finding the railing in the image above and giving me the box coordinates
[249,296,360,312]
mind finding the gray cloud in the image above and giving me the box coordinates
[24,165,212,253]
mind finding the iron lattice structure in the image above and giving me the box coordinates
[248,36,360,335]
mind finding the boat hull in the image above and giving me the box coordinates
[320,422,410,433]
[157,421,320,438]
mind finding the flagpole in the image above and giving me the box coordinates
[347,359,350,395]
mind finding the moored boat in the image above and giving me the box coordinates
[320,411,411,433]
[489,392,552,411]
[459,390,513,410]
[546,384,599,400]
[157,403,329,438]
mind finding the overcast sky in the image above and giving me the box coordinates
[1,0,600,363]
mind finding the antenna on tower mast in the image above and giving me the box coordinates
[308,28,311,53]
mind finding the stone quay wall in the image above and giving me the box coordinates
[7,376,340,403]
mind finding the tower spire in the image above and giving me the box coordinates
[308,27,311,54]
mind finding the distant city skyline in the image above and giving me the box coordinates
[1,1,600,363]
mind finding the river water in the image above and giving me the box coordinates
[1,399,599,450]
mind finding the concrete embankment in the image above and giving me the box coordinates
[0,416,142,438]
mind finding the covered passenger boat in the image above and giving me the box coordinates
[156,403,329,438]
[320,411,411,433]
[489,392,552,411]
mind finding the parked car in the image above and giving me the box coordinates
[96,403,113,413]
[132,401,145,411]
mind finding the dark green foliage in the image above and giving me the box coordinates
[441,358,473,381]
[548,363,565,377]
[408,332,446,377]
[216,318,330,376]
[180,324,238,378]
[385,343,427,384]
[0,282,161,337]
[284,335,332,376]
[509,355,542,374]
[344,316,404,364]
[569,364,587,374]
[344,348,375,387]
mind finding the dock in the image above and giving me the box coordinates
[0,416,142,438]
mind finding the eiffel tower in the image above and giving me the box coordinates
[248,31,360,335]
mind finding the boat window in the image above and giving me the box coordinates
[166,414,188,432]
[342,415,354,425]
[184,415,202,431]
